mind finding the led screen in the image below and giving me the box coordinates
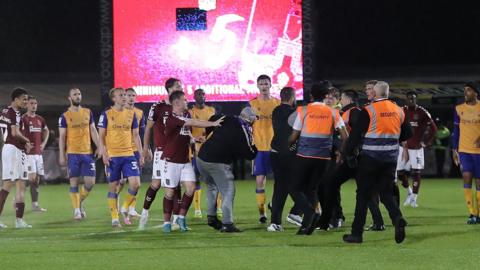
[114,0,303,101]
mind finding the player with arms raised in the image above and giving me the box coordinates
[161,91,224,232]
[139,78,184,229]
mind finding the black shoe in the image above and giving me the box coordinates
[220,223,242,233]
[296,226,309,235]
[305,213,321,235]
[267,202,272,211]
[394,217,407,244]
[259,216,267,224]
[366,224,385,231]
[343,234,363,243]
[207,215,222,230]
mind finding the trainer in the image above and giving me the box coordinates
[197,107,258,233]
[343,81,412,244]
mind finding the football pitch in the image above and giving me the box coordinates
[0,179,478,270]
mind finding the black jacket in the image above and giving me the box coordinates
[344,100,413,160]
[199,115,258,164]
[340,103,361,129]
[270,103,296,156]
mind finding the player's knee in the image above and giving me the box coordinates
[150,180,161,190]
[84,183,94,192]
[130,181,140,191]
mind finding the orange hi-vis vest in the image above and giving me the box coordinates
[293,102,343,159]
[362,99,405,162]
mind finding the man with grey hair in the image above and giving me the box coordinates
[343,81,413,244]
[197,107,258,232]
[374,81,390,97]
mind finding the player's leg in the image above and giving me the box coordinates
[79,155,96,217]
[473,154,480,224]
[80,175,95,218]
[0,180,15,228]
[409,149,425,207]
[120,156,141,225]
[0,145,19,228]
[28,171,40,211]
[121,176,140,225]
[171,184,182,230]
[176,163,196,231]
[127,151,141,217]
[161,161,181,232]
[106,157,123,227]
[27,155,39,211]
[193,182,202,218]
[66,154,82,219]
[118,178,126,217]
[254,151,269,223]
[139,150,163,229]
[397,147,413,206]
[15,179,31,228]
[138,179,160,229]
[459,153,477,224]
[162,187,175,232]
[191,157,202,218]
[69,177,81,219]
[31,155,46,212]
[108,181,121,227]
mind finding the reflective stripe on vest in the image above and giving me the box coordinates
[296,103,337,159]
[362,100,404,161]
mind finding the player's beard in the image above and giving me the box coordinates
[71,100,81,107]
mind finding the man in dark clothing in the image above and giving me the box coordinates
[319,90,385,231]
[343,81,413,244]
[197,107,258,232]
[288,82,348,235]
[267,87,303,232]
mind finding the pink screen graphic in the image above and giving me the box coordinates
[114,0,303,102]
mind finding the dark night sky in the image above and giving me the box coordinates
[0,0,478,79]
[313,0,480,78]
[0,0,99,73]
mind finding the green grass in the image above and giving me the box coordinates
[0,179,479,270]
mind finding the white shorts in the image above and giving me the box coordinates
[161,161,195,188]
[2,144,28,181]
[26,154,45,176]
[396,147,425,171]
[152,150,165,180]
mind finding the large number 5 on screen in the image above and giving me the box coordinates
[0,123,8,142]
[206,14,244,69]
